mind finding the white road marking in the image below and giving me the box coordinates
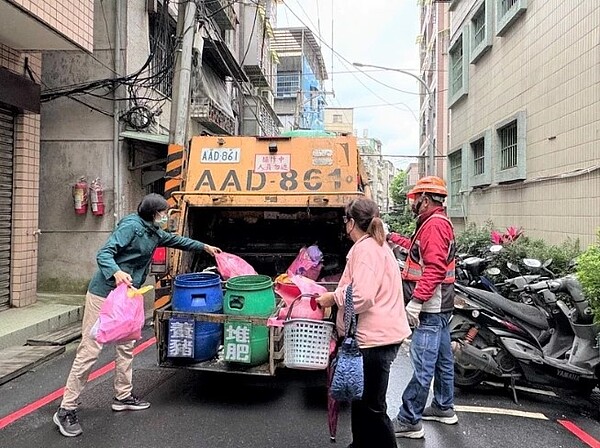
[455,405,549,420]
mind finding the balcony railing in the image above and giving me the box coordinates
[190,97,235,135]
[205,0,237,30]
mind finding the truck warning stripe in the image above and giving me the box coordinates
[165,144,184,205]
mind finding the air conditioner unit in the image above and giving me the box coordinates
[260,88,274,107]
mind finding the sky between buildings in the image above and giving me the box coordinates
[277,0,421,169]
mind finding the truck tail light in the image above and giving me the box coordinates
[151,247,167,274]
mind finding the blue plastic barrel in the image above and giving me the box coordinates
[172,272,223,361]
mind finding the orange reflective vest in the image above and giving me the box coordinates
[401,213,456,284]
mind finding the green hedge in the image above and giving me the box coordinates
[577,230,600,321]
[456,222,581,277]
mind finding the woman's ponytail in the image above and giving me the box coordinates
[367,217,386,246]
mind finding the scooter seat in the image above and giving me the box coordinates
[461,286,549,330]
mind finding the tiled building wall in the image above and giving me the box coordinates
[0,46,41,307]
[449,1,600,246]
[10,0,94,51]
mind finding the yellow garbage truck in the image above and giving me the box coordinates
[153,135,370,375]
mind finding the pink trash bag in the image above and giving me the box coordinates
[215,252,257,280]
[287,245,323,281]
[90,283,145,344]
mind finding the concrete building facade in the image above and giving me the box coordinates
[418,0,449,179]
[357,138,395,213]
[324,107,353,135]
[38,0,277,294]
[0,0,94,308]
[406,162,420,187]
[272,27,328,132]
[448,0,599,244]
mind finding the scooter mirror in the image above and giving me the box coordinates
[486,267,501,276]
[507,262,520,273]
[464,257,482,266]
[543,258,553,268]
[523,258,542,269]
[489,245,503,253]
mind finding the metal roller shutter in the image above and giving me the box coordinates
[0,107,14,310]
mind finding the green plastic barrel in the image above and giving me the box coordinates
[223,275,276,365]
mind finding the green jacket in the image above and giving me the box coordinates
[88,214,206,298]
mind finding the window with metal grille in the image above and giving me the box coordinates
[496,0,526,36]
[471,138,485,175]
[449,151,462,206]
[499,0,518,18]
[450,37,463,96]
[276,72,300,98]
[149,12,176,97]
[499,121,518,170]
[472,4,486,49]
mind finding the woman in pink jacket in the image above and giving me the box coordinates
[317,197,411,448]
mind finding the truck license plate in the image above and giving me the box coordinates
[201,148,241,163]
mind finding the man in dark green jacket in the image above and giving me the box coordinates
[54,194,221,437]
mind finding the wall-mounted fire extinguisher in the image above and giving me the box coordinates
[89,178,105,216]
[72,176,88,215]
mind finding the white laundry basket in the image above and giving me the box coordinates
[283,319,334,370]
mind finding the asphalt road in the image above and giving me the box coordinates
[1,328,599,448]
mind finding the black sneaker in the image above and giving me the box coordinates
[53,407,82,437]
[422,405,458,424]
[111,395,151,411]
[391,417,424,439]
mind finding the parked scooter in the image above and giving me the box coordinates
[451,275,599,401]
[456,245,505,293]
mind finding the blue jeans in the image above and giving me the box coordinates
[398,312,454,425]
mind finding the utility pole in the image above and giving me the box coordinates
[169,0,198,146]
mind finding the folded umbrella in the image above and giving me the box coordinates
[327,339,339,443]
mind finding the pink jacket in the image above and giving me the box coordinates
[333,235,411,348]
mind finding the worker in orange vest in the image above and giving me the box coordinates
[387,176,459,439]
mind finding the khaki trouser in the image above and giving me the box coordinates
[61,291,135,410]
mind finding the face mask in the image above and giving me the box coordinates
[411,196,424,217]
[154,214,168,229]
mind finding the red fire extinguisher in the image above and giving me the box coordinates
[89,178,105,216]
[72,176,88,215]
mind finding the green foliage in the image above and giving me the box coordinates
[455,221,581,276]
[390,171,409,209]
[456,221,495,255]
[383,209,415,236]
[490,236,581,277]
[577,230,600,320]
[384,171,415,235]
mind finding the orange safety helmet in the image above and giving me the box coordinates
[407,176,448,199]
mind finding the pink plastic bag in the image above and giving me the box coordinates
[215,252,257,280]
[90,283,145,344]
[290,274,327,297]
[287,245,323,281]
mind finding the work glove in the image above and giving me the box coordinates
[405,299,423,327]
